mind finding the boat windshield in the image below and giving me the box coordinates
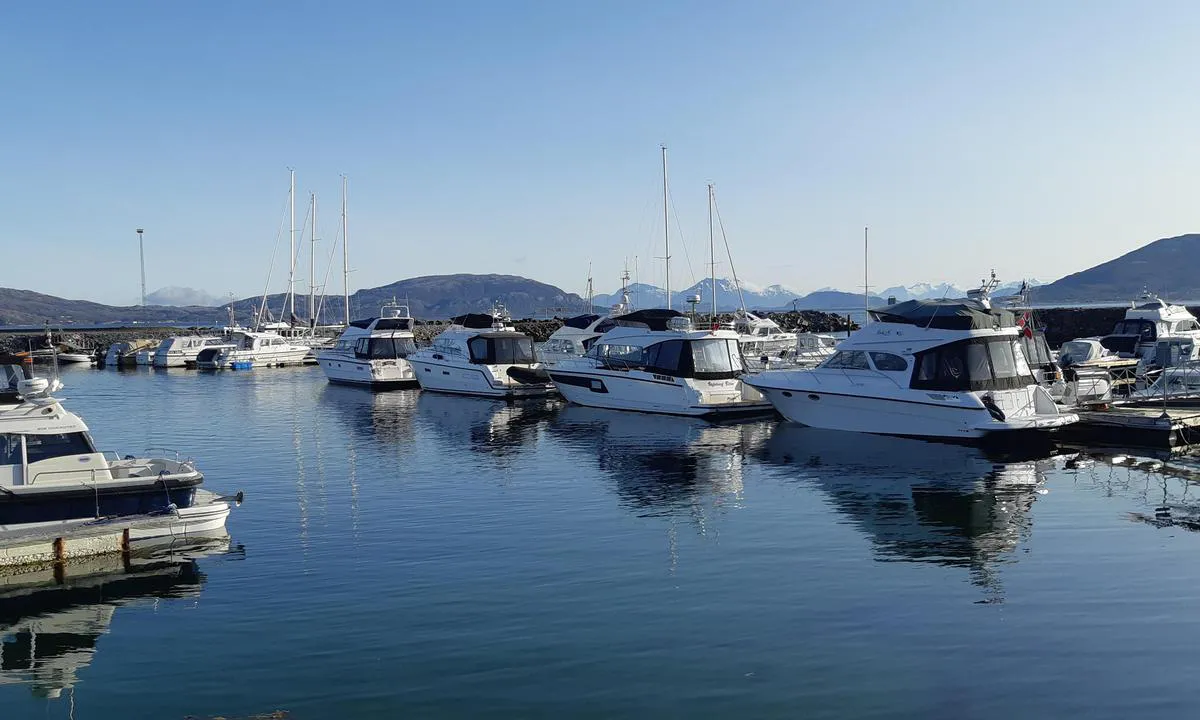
[1019,333,1053,366]
[911,337,1035,392]
[1111,319,1156,341]
[689,338,745,379]
[468,335,536,365]
[362,338,417,359]
[1059,341,1099,365]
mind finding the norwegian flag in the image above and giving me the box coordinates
[1016,311,1034,338]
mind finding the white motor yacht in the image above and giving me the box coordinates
[194,329,313,370]
[744,298,1078,440]
[407,304,555,398]
[732,310,797,364]
[794,332,840,367]
[540,274,634,367]
[318,301,419,389]
[1101,294,1200,367]
[0,358,237,535]
[152,335,227,368]
[548,310,772,418]
[102,339,158,368]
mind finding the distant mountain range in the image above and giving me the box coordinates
[7,233,1200,326]
[1031,233,1200,303]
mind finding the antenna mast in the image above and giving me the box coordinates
[341,175,350,325]
[308,193,318,327]
[708,184,716,323]
[136,228,146,306]
[661,146,671,310]
[863,226,870,325]
[288,169,296,319]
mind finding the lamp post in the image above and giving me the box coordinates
[136,228,146,306]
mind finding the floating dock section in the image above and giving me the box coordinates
[1061,406,1200,450]
[0,515,210,568]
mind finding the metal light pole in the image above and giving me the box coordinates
[136,228,146,306]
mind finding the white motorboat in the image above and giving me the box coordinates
[152,335,227,368]
[794,332,840,366]
[408,304,555,398]
[134,348,155,366]
[1100,294,1200,367]
[317,301,419,389]
[0,359,237,535]
[744,297,1078,440]
[101,339,159,368]
[540,272,634,368]
[193,329,313,370]
[549,310,772,418]
[732,310,797,364]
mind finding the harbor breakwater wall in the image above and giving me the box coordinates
[0,308,1137,355]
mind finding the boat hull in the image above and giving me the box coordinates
[549,369,773,418]
[748,380,1075,440]
[319,356,418,389]
[409,357,555,398]
[0,475,203,528]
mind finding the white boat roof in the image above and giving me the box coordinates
[1125,297,1197,323]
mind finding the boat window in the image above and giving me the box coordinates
[469,336,535,364]
[1059,341,1098,365]
[987,340,1019,379]
[1111,319,1156,341]
[1019,333,1053,366]
[0,434,20,465]
[822,350,870,370]
[690,339,743,378]
[366,338,417,359]
[869,352,908,372]
[911,338,1035,391]
[24,432,95,463]
[645,340,684,374]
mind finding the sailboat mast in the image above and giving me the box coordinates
[708,183,716,324]
[288,169,296,319]
[863,226,870,325]
[341,175,350,326]
[661,145,670,310]
[310,193,317,326]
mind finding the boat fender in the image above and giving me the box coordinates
[981,394,1006,422]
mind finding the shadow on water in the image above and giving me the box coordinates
[415,393,561,457]
[548,405,774,515]
[758,426,1062,597]
[0,535,240,701]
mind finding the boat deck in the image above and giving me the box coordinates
[1059,405,1200,450]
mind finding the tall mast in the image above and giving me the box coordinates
[136,228,146,306]
[863,226,870,325]
[341,175,350,325]
[288,169,296,319]
[661,145,671,310]
[708,184,716,323]
[310,193,317,326]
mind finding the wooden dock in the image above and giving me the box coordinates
[1060,405,1200,450]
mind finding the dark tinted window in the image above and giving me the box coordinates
[647,340,684,374]
[869,352,908,371]
[468,337,489,362]
[823,350,870,369]
[0,434,20,465]
[911,338,1033,391]
[25,432,95,463]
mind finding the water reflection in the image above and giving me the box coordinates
[0,536,237,700]
[549,406,773,514]
[1060,450,1200,531]
[416,393,559,458]
[760,426,1056,596]
[319,384,421,446]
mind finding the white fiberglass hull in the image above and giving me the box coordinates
[154,352,198,368]
[747,376,1076,440]
[549,368,772,418]
[318,354,418,388]
[409,357,555,398]
[198,347,313,370]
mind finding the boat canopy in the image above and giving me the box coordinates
[453,313,503,330]
[563,314,602,330]
[612,309,684,332]
[871,299,1016,330]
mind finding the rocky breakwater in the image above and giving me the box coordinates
[0,327,181,357]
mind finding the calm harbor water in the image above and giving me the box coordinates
[5,366,1200,718]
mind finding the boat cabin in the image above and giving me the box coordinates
[466,333,537,365]
[354,336,418,360]
[586,335,745,380]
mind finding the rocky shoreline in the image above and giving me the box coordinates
[0,307,1146,357]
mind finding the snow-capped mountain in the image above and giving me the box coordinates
[592,278,803,311]
[878,282,967,303]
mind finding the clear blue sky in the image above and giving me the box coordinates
[4,1,1200,305]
